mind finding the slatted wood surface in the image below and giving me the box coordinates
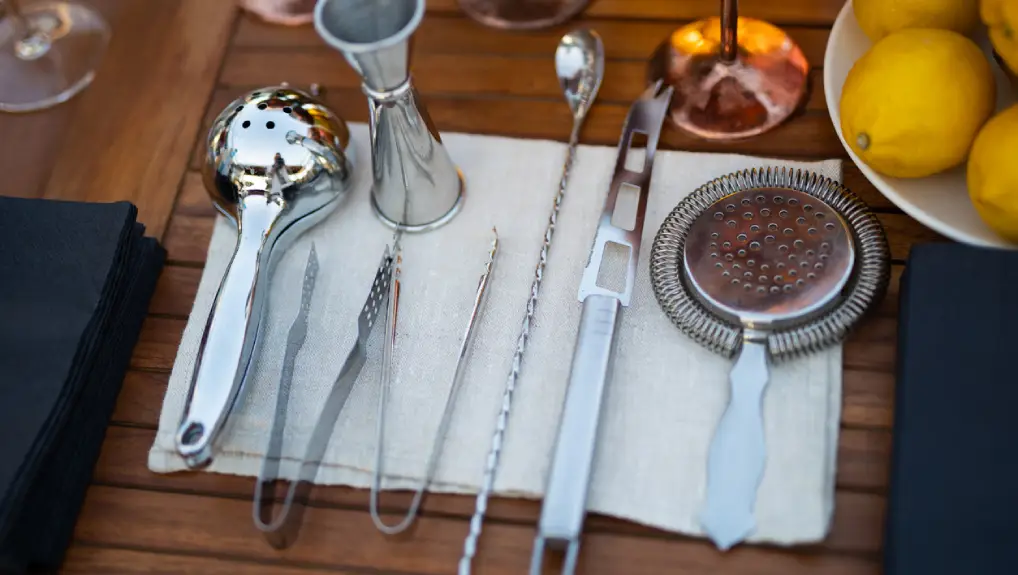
[0,1,948,573]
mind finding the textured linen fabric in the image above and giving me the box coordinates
[150,124,844,544]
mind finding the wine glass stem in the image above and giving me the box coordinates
[5,0,53,60]
[720,0,737,63]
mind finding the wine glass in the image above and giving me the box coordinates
[458,0,589,30]
[648,0,809,140]
[0,0,109,113]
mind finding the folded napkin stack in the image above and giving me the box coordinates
[887,243,1018,575]
[0,197,165,573]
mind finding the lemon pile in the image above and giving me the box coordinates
[840,0,1018,242]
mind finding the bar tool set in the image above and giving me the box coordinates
[166,1,895,567]
[459,27,604,575]
[649,168,890,549]
[176,86,355,469]
[531,79,674,575]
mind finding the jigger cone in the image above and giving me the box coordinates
[314,0,465,231]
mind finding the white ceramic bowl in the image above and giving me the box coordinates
[824,0,1018,248]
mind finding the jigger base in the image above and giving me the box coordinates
[647,17,809,141]
[371,169,466,233]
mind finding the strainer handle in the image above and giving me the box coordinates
[700,338,770,551]
[175,198,284,469]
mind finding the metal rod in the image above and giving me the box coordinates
[720,0,738,63]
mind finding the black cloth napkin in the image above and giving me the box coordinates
[886,242,1018,575]
[0,197,165,573]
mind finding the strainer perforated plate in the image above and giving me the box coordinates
[648,167,890,551]
[651,167,889,362]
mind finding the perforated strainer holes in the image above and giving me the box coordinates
[283,106,292,114]
[235,105,244,112]
[258,103,268,110]
[180,422,205,446]
[266,121,276,129]
[242,120,251,128]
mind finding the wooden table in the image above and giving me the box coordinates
[1,1,943,573]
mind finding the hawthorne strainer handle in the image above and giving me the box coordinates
[700,337,770,550]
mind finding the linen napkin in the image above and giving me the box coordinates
[150,124,843,545]
[0,197,165,573]
[886,243,1018,575]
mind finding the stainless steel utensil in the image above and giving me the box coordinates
[314,0,464,232]
[370,230,500,534]
[459,28,604,575]
[530,80,674,575]
[255,246,394,549]
[176,86,354,469]
[649,168,890,550]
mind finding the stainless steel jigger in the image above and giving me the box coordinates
[314,0,465,231]
[175,86,355,469]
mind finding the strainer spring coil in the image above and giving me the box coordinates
[649,167,890,362]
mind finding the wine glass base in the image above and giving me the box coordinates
[458,0,589,31]
[648,17,809,141]
[0,1,109,113]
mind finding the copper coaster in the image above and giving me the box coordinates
[648,17,810,141]
[458,0,590,30]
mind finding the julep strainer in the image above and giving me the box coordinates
[649,167,890,550]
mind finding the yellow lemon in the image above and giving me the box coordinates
[968,105,1018,242]
[840,28,996,178]
[982,0,1018,74]
[854,0,982,41]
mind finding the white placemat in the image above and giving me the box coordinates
[149,123,843,545]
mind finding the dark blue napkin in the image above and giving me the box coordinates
[886,242,1018,575]
[0,197,164,573]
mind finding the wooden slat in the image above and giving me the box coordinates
[111,371,168,429]
[40,0,236,239]
[220,50,828,112]
[149,266,202,318]
[230,16,833,66]
[73,485,878,574]
[424,0,847,25]
[0,0,123,200]
[0,106,76,200]
[191,87,843,172]
[92,425,886,554]
[62,546,362,575]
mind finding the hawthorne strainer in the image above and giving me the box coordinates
[649,167,890,551]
